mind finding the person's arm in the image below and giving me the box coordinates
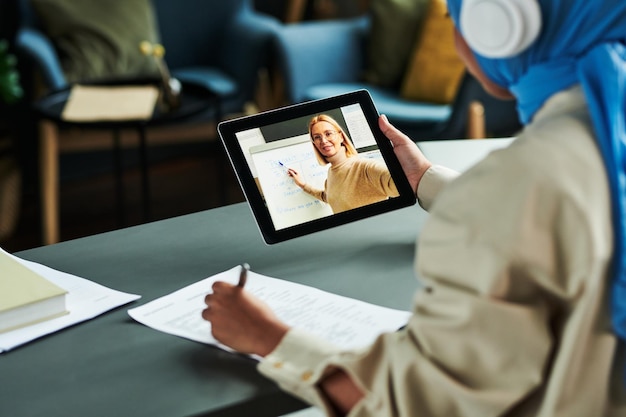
[203,215,553,417]
[361,159,400,198]
[318,369,364,415]
[287,167,328,203]
[378,115,459,210]
[203,282,363,415]
[287,167,306,188]
[256,140,556,416]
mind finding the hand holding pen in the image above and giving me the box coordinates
[202,263,289,356]
[279,161,297,179]
[282,164,306,188]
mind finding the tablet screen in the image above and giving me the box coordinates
[218,90,416,244]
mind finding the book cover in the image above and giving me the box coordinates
[0,248,68,333]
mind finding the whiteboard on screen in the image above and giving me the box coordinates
[250,135,332,230]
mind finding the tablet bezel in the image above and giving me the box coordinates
[218,89,416,244]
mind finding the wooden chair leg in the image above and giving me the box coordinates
[285,0,308,22]
[467,100,486,139]
[254,68,274,112]
[39,120,60,245]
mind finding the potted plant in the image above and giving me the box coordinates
[0,38,23,243]
[0,40,22,104]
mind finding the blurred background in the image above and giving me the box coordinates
[0,0,521,253]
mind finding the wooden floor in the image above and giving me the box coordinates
[1,140,245,253]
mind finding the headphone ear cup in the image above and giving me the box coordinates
[460,0,542,58]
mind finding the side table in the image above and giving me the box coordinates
[34,80,220,245]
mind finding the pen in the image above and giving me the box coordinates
[238,263,250,288]
[279,161,293,176]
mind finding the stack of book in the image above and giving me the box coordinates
[0,250,68,334]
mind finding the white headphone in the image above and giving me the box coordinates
[460,0,542,58]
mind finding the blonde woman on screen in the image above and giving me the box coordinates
[287,114,399,213]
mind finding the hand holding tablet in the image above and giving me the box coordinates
[218,90,416,244]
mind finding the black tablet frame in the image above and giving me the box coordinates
[218,90,416,244]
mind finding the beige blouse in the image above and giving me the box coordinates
[302,156,399,213]
[258,87,626,417]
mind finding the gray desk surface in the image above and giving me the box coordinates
[1,138,512,417]
[1,202,427,417]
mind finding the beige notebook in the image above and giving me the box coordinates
[0,248,68,333]
[61,85,159,122]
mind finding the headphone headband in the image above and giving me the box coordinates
[460,0,542,58]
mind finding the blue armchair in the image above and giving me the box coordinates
[151,0,279,118]
[15,0,280,119]
[273,15,521,140]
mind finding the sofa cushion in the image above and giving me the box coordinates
[400,0,466,104]
[362,0,429,89]
[31,0,161,83]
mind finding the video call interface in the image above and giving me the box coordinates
[234,103,398,231]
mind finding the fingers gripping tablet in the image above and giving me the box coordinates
[218,90,416,244]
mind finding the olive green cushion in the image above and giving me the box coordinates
[31,0,160,83]
[363,0,429,89]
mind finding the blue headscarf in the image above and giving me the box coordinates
[446,0,626,346]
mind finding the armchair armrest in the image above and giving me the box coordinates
[274,16,369,103]
[15,27,67,91]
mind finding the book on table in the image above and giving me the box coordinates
[0,248,68,333]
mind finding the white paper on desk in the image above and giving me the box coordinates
[0,251,141,353]
[128,266,411,354]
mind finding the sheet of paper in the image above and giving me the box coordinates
[0,250,141,352]
[128,266,411,354]
[61,84,159,122]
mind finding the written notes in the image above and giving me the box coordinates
[127,266,412,354]
[251,135,332,230]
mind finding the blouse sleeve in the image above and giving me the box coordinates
[302,181,328,203]
[362,160,400,198]
[416,164,459,211]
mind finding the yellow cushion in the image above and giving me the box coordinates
[400,0,466,104]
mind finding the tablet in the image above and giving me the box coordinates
[218,90,416,244]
